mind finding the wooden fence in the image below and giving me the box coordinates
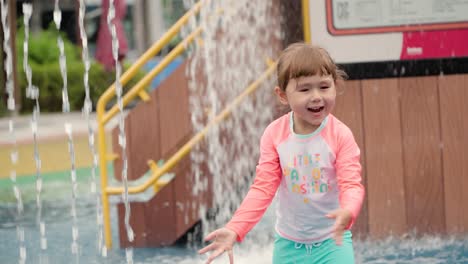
[334,74,468,238]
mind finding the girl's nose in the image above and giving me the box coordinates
[309,89,321,102]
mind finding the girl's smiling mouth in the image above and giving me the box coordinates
[307,106,324,113]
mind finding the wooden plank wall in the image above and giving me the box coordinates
[333,80,368,238]
[114,61,212,247]
[439,75,468,233]
[333,74,468,238]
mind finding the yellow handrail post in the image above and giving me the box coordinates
[97,108,113,249]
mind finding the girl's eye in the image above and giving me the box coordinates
[297,85,310,92]
[321,86,330,89]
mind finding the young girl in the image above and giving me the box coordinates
[199,43,365,264]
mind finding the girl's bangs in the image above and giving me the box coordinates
[288,49,335,80]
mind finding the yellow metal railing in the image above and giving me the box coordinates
[97,0,277,249]
[105,62,277,197]
[97,1,204,249]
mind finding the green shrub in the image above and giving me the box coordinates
[15,24,147,114]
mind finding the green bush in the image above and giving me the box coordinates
[14,24,146,114]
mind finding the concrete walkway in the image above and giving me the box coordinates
[0,111,122,178]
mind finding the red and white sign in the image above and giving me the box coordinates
[307,0,468,63]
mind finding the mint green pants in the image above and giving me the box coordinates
[272,231,355,264]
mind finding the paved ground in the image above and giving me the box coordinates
[0,111,120,178]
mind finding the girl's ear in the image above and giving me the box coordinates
[274,86,289,105]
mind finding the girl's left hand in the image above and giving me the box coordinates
[198,227,237,264]
[326,208,352,245]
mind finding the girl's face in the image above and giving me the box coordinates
[275,74,336,134]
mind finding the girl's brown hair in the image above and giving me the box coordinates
[277,43,348,91]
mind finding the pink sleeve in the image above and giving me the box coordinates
[225,127,282,242]
[335,127,365,229]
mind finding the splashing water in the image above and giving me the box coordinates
[107,0,134,262]
[182,0,280,246]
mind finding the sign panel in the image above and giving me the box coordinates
[328,0,468,35]
[306,0,468,63]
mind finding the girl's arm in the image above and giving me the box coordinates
[335,127,365,229]
[225,127,282,242]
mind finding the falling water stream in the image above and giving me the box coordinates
[107,0,134,263]
[1,0,26,263]
[78,0,106,258]
[53,0,80,262]
[22,3,48,263]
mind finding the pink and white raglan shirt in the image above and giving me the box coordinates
[225,112,364,243]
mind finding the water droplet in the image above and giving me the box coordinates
[102,246,107,257]
[31,120,37,133]
[72,226,79,240]
[41,238,47,250]
[10,151,18,164]
[53,9,61,29]
[119,134,126,148]
[64,123,73,136]
[19,246,26,260]
[31,86,39,99]
[91,182,96,193]
[10,171,16,181]
[8,120,14,132]
[22,4,32,18]
[36,178,42,192]
[126,248,133,263]
[40,222,46,234]
[126,226,134,242]
[71,242,78,254]
[13,186,21,200]
[7,97,15,110]
[17,227,25,241]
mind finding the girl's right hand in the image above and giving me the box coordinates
[198,227,238,264]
